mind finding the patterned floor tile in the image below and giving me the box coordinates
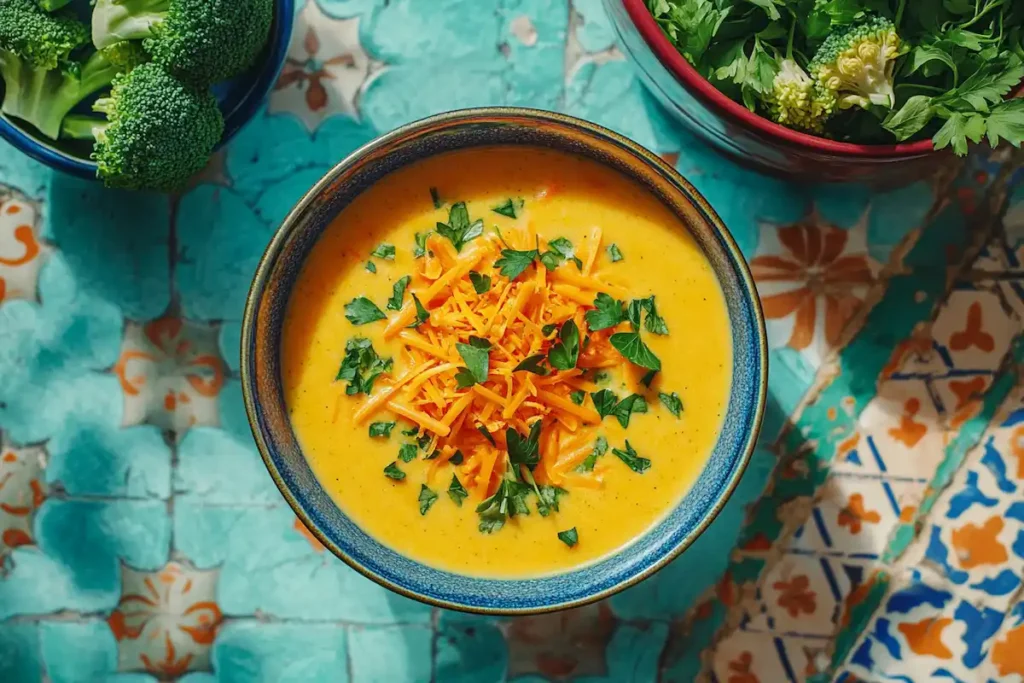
[0,187,46,305]
[210,621,350,683]
[348,625,432,683]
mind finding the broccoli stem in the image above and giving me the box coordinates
[0,49,122,139]
[92,0,171,50]
[60,114,106,140]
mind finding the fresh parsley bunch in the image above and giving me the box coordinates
[647,0,1024,154]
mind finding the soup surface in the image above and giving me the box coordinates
[282,147,732,577]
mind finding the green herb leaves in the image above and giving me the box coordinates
[506,420,542,470]
[659,391,683,417]
[476,465,531,533]
[607,244,623,262]
[637,296,669,335]
[585,292,626,331]
[366,261,376,273]
[448,475,468,506]
[454,336,492,388]
[430,187,442,209]
[387,276,411,311]
[383,462,405,480]
[370,243,395,260]
[513,354,549,376]
[408,293,430,328]
[536,485,565,516]
[336,338,392,395]
[495,247,539,281]
[469,270,492,294]
[612,440,650,474]
[418,484,439,515]
[578,436,608,473]
[557,527,578,547]
[590,389,647,428]
[547,320,580,371]
[610,332,661,370]
[344,296,386,325]
[413,232,430,258]
[492,197,524,219]
[368,421,396,438]
[398,443,418,463]
[540,237,583,271]
[436,202,484,252]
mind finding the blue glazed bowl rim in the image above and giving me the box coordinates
[0,0,294,180]
[241,107,768,615]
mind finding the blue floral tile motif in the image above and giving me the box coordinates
[0,622,42,681]
[211,621,350,682]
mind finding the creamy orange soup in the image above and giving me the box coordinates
[282,147,731,577]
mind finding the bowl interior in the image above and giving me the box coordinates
[0,0,294,179]
[243,109,767,613]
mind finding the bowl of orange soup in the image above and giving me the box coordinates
[241,108,767,614]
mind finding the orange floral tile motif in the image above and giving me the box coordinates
[992,621,1024,677]
[107,562,221,677]
[837,493,881,535]
[0,440,46,568]
[0,189,47,305]
[773,575,817,618]
[950,516,1008,569]
[887,397,928,448]
[751,217,878,361]
[506,602,614,679]
[897,617,954,659]
[726,652,759,683]
[949,302,995,353]
[112,317,226,436]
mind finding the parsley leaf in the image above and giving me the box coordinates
[455,336,491,387]
[659,391,683,417]
[383,462,405,480]
[541,323,558,336]
[557,527,578,547]
[590,389,620,419]
[577,436,608,473]
[626,298,643,330]
[448,474,468,506]
[585,292,626,331]
[612,440,650,473]
[638,296,669,335]
[365,261,376,273]
[368,421,396,438]
[418,484,439,515]
[547,320,580,370]
[413,232,430,259]
[401,425,419,436]
[641,369,657,388]
[408,293,429,328]
[345,297,386,325]
[336,338,392,395]
[370,243,395,260]
[430,187,442,209]
[398,443,418,462]
[540,237,583,271]
[436,202,484,252]
[476,466,531,533]
[495,247,539,280]
[513,354,550,376]
[613,393,648,428]
[536,485,565,516]
[570,389,586,405]
[387,275,411,311]
[607,244,623,262]
[469,270,492,294]
[492,197,525,218]
[506,420,542,470]
[610,332,661,370]
[450,450,464,465]
[539,250,563,271]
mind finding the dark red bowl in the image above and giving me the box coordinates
[606,0,942,183]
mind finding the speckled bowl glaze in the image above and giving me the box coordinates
[241,108,767,614]
[606,0,943,184]
[0,0,294,181]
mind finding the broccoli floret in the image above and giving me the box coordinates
[809,16,901,111]
[37,0,76,11]
[91,0,273,86]
[765,59,836,134]
[0,1,144,139]
[71,63,224,191]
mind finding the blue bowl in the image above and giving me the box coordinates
[240,108,768,614]
[0,0,294,180]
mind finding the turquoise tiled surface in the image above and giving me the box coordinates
[2,0,1024,680]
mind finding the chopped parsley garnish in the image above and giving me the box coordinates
[641,370,657,388]
[469,270,492,294]
[416,434,432,450]
[413,232,430,258]
[612,441,651,474]
[541,323,558,336]
[387,275,411,311]
[368,421,396,438]
[626,298,643,330]
[430,187,442,209]
[336,338,392,395]
[418,484,439,515]
[607,244,623,262]
[365,261,376,273]
[513,353,550,376]
[383,462,405,480]
[344,296,386,325]
[547,320,580,371]
[577,436,609,473]
[448,474,468,506]
[477,424,496,446]
[401,425,419,436]
[495,247,539,281]
[370,243,395,260]
[637,296,669,335]
[536,485,565,516]
[506,420,542,470]
[408,293,430,328]
[455,336,491,387]
[449,450,464,465]
[610,332,661,370]
[585,293,626,331]
[570,390,586,405]
[398,443,418,462]
[436,202,484,252]
[592,371,610,385]
[476,464,531,533]
[557,527,578,547]
[590,390,647,428]
[492,197,524,219]
[541,237,583,271]
[659,392,683,418]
